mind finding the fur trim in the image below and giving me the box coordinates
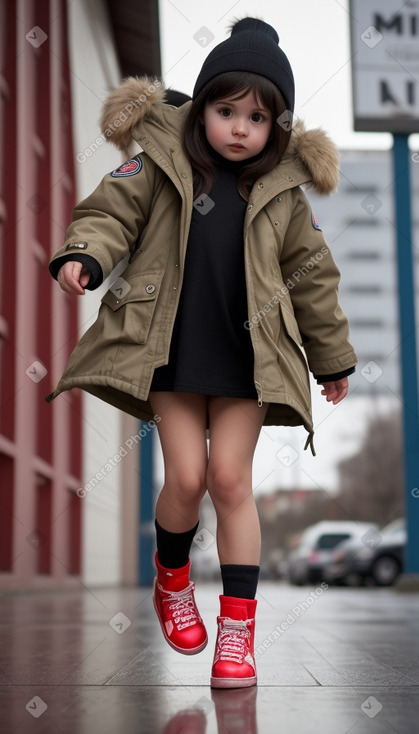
[100,76,339,193]
[291,119,340,194]
[100,76,166,151]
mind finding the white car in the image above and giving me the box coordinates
[325,518,405,586]
[287,520,379,585]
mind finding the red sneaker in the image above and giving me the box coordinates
[210,595,257,688]
[153,553,208,655]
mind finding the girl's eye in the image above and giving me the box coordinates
[251,112,265,123]
[218,108,231,117]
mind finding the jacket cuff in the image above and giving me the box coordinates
[315,366,356,383]
[49,254,103,290]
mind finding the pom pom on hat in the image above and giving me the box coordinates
[229,17,279,44]
[192,17,295,112]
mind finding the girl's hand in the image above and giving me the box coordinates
[320,377,349,405]
[57,261,91,295]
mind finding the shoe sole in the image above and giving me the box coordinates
[210,676,257,689]
[153,595,208,656]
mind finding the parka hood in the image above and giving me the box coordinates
[100,75,339,194]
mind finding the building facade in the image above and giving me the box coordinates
[0,0,160,590]
[308,148,419,397]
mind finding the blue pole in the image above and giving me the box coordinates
[392,134,419,574]
[139,423,155,586]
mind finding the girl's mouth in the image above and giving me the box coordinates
[228,144,246,151]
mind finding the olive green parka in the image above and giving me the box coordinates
[47,76,357,449]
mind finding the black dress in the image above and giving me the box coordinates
[150,154,258,400]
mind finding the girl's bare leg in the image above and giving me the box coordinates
[149,392,208,532]
[149,392,209,656]
[206,397,268,566]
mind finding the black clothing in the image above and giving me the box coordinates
[315,366,355,383]
[150,156,257,399]
[220,564,260,600]
[155,519,199,569]
[49,253,103,289]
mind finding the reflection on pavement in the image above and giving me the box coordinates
[160,685,258,733]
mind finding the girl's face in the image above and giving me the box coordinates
[202,90,272,162]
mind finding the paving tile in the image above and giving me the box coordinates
[0,582,418,733]
[0,686,417,734]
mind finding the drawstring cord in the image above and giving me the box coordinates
[304,431,316,456]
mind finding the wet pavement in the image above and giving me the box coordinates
[0,581,418,733]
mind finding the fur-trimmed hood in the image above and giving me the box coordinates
[100,76,339,194]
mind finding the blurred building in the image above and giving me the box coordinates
[0,0,160,590]
[307,149,419,397]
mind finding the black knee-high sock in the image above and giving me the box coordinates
[220,564,260,600]
[155,519,199,569]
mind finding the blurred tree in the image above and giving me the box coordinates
[336,408,404,526]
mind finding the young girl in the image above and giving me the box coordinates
[48,18,357,688]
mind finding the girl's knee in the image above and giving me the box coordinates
[206,464,248,507]
[166,471,207,503]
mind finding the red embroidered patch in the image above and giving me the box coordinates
[111,156,142,177]
[311,212,321,231]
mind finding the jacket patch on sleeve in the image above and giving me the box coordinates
[311,211,322,231]
[111,155,142,178]
[65,241,88,251]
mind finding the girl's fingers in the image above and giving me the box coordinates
[57,262,87,295]
[320,378,349,405]
[79,268,91,288]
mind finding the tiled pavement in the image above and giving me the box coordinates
[0,581,418,733]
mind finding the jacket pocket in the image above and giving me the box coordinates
[277,300,310,397]
[279,300,303,346]
[100,271,163,344]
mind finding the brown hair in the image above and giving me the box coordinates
[183,71,291,201]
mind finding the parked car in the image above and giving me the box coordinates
[325,518,406,586]
[287,521,378,585]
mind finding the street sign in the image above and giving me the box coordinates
[349,0,419,132]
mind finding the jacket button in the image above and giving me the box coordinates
[258,182,264,189]
[287,176,293,182]
[145,284,156,294]
[274,221,280,226]
[276,196,282,202]
[181,173,187,178]
[248,204,253,211]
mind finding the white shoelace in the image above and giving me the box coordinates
[215,618,252,664]
[161,583,200,630]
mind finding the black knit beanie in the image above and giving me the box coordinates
[192,17,295,113]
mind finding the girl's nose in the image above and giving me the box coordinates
[232,119,248,136]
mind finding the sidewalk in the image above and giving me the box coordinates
[0,581,418,733]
